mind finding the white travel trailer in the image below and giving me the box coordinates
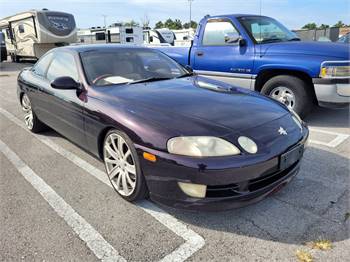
[143,28,175,45]
[0,9,77,61]
[77,24,143,45]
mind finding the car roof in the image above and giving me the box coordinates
[58,44,148,53]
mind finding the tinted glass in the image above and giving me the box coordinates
[18,24,25,33]
[46,52,79,82]
[81,48,187,86]
[239,16,297,44]
[202,21,238,46]
[95,32,106,41]
[33,52,54,77]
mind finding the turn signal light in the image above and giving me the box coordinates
[143,152,157,162]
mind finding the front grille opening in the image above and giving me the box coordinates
[205,161,299,198]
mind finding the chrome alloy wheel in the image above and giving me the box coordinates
[269,86,296,110]
[21,94,34,130]
[104,133,137,196]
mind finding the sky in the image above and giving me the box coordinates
[0,0,349,30]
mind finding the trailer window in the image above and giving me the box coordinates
[47,52,79,82]
[18,24,25,34]
[125,28,133,34]
[126,37,134,42]
[95,32,106,41]
[202,20,238,46]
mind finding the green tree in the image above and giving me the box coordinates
[173,19,183,30]
[318,24,330,30]
[154,21,164,29]
[302,23,317,30]
[333,21,345,27]
[183,20,198,29]
[124,20,139,27]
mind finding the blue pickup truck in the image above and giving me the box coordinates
[155,14,350,117]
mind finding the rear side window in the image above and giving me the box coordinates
[46,52,79,82]
[202,20,238,46]
[33,52,54,77]
[18,24,25,33]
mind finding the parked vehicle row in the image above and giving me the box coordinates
[18,45,308,210]
[154,14,350,117]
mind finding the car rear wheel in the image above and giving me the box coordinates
[103,130,148,201]
[261,75,314,118]
[21,94,46,133]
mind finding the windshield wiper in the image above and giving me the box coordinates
[288,37,301,41]
[176,72,194,78]
[128,77,173,84]
[260,38,283,44]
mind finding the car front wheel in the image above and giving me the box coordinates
[103,129,148,201]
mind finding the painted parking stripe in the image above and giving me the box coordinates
[309,127,349,148]
[0,139,126,262]
[0,108,205,262]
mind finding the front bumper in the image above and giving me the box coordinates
[313,78,350,107]
[136,129,308,211]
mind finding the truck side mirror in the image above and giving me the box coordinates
[224,32,240,43]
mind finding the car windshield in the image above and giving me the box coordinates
[238,16,298,44]
[80,48,188,86]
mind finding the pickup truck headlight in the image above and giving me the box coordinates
[320,62,350,78]
[167,136,240,157]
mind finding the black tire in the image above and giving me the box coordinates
[103,129,148,202]
[261,75,314,118]
[21,93,46,133]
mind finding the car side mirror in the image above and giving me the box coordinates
[51,76,81,90]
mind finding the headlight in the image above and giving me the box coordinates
[167,136,240,157]
[320,62,350,78]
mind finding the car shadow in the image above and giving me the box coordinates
[305,106,349,129]
[146,145,349,245]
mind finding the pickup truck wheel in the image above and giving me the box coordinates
[261,75,313,118]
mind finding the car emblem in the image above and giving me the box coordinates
[278,127,287,135]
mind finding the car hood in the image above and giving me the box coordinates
[260,41,349,60]
[101,76,289,136]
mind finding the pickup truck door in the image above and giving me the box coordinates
[192,18,255,89]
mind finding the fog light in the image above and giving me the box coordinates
[238,136,258,154]
[178,182,207,198]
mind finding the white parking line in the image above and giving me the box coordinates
[0,108,205,262]
[0,139,126,262]
[309,127,349,148]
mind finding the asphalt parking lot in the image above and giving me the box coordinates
[0,61,349,262]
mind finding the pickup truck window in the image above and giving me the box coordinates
[238,16,297,44]
[202,20,238,46]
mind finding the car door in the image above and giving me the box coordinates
[192,18,255,89]
[37,50,86,145]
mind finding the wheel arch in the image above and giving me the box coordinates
[97,126,116,160]
[254,69,316,101]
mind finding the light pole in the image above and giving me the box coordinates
[188,0,194,29]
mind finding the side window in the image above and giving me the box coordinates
[33,52,54,77]
[46,52,79,82]
[18,24,25,34]
[95,32,105,41]
[202,20,238,46]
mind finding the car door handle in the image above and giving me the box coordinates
[196,51,204,56]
